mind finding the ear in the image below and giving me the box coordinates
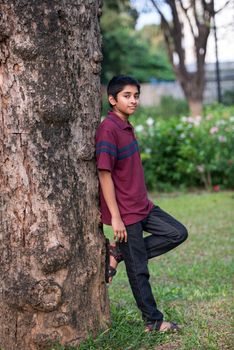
[108,95,116,107]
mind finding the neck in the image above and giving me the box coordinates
[112,109,129,122]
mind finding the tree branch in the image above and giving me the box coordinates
[150,0,171,34]
[215,0,231,14]
[149,0,214,112]
[178,0,196,39]
[165,0,187,73]
[191,0,200,29]
[150,0,177,69]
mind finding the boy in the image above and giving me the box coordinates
[95,75,188,332]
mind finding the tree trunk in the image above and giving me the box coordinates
[0,1,109,349]
[178,71,204,117]
[188,99,203,118]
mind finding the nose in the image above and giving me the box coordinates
[130,96,137,104]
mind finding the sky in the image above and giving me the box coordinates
[132,0,234,64]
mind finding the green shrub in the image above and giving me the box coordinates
[156,96,189,119]
[222,90,234,106]
[134,96,189,120]
[133,105,234,191]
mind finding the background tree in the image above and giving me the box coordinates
[101,0,173,84]
[137,24,175,81]
[0,1,109,349]
[149,0,215,116]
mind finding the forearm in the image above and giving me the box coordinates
[98,170,121,219]
[98,170,127,242]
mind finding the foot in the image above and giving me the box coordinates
[145,321,181,333]
[159,321,181,332]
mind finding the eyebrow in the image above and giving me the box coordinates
[122,91,139,94]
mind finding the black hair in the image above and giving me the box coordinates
[107,75,140,106]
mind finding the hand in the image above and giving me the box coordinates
[111,217,127,242]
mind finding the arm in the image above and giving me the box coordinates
[98,170,127,242]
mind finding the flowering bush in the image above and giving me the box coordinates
[133,105,234,191]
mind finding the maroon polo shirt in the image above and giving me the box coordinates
[95,111,153,226]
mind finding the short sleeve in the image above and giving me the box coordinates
[95,127,117,172]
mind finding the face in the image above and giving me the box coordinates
[109,84,140,120]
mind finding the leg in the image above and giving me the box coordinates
[119,221,163,323]
[143,206,188,259]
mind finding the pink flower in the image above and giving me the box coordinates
[213,185,220,192]
[218,135,226,142]
[193,115,202,126]
[210,126,219,134]
[185,116,201,126]
[187,117,194,124]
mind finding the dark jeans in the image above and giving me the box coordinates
[119,205,188,324]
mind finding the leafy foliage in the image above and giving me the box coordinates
[101,0,174,84]
[132,104,234,191]
[223,89,234,106]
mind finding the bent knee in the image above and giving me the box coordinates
[179,226,188,243]
[172,225,188,244]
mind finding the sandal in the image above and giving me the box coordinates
[145,320,181,333]
[109,242,123,264]
[145,320,163,332]
[105,239,123,283]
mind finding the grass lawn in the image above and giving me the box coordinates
[58,191,234,350]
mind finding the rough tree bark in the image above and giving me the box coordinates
[0,1,109,349]
[150,0,215,117]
